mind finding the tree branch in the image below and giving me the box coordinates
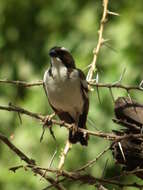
[89,81,143,92]
[0,79,142,92]
[0,103,117,140]
[9,163,143,189]
[0,133,65,190]
[23,166,143,189]
[0,79,43,87]
[1,103,143,142]
[86,0,109,81]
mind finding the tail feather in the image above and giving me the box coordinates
[69,129,89,146]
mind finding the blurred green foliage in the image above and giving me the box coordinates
[0,0,143,189]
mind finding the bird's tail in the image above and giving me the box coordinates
[69,129,89,146]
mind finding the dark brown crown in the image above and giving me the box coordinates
[49,46,75,68]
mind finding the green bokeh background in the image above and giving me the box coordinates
[0,0,143,189]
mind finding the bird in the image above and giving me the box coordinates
[43,46,89,146]
[113,97,143,174]
[114,97,143,128]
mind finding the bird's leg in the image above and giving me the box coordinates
[72,112,79,135]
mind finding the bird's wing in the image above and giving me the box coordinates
[77,69,88,92]
[115,97,143,125]
[77,69,89,129]
[43,82,48,97]
[123,104,143,125]
[43,81,74,123]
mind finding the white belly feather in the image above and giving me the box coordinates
[43,60,84,120]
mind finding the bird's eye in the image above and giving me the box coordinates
[49,49,57,57]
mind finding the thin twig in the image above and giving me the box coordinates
[0,79,43,87]
[11,164,143,189]
[34,168,143,188]
[0,103,44,121]
[112,67,126,85]
[89,82,143,92]
[109,168,143,180]
[76,145,111,172]
[86,0,109,81]
[56,170,143,188]
[0,133,65,190]
[49,148,58,168]
[58,140,72,170]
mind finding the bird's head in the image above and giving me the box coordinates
[49,46,75,68]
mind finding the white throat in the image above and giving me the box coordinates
[50,57,68,81]
[51,57,63,66]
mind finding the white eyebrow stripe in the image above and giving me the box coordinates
[61,47,68,51]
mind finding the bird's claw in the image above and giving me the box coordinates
[40,113,55,142]
[43,113,55,127]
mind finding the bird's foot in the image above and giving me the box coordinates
[40,113,55,142]
[43,113,55,127]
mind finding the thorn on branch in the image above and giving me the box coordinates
[112,67,126,85]
[96,86,102,104]
[40,125,46,142]
[9,165,23,173]
[109,88,115,103]
[17,112,22,125]
[107,10,120,16]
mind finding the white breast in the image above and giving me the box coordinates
[43,58,84,120]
